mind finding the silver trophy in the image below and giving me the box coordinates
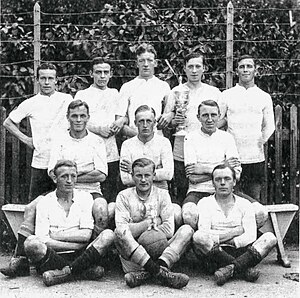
[173,86,189,136]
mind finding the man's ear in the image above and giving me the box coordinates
[49,170,57,183]
[89,70,93,78]
[134,119,137,127]
[154,59,158,68]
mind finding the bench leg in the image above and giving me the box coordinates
[270,212,291,268]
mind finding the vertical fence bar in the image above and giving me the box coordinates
[226,1,234,89]
[11,126,20,203]
[0,107,6,218]
[262,143,268,204]
[289,104,298,204]
[34,2,41,94]
[275,105,283,203]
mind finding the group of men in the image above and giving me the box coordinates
[1,43,277,289]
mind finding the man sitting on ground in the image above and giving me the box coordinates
[193,164,277,286]
[115,158,193,289]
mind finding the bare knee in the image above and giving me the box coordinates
[173,203,182,228]
[91,229,115,252]
[176,224,194,241]
[193,230,214,255]
[24,236,47,262]
[252,202,268,229]
[182,202,198,230]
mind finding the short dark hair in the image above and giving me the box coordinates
[197,100,220,115]
[134,105,156,118]
[132,158,155,174]
[67,99,89,116]
[37,63,57,79]
[91,57,111,70]
[136,43,157,58]
[212,164,236,181]
[236,55,256,68]
[53,160,77,176]
[184,52,204,65]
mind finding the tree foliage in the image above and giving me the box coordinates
[1,0,299,111]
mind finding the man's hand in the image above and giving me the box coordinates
[157,112,174,129]
[24,136,34,149]
[120,159,132,173]
[98,126,114,138]
[224,157,240,168]
[110,118,125,135]
[172,110,185,126]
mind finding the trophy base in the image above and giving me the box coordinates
[173,129,187,137]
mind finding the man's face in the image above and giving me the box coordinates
[135,110,156,138]
[197,105,219,135]
[213,167,236,197]
[185,57,204,83]
[91,63,112,90]
[137,52,157,79]
[236,58,256,85]
[38,69,57,96]
[132,165,155,194]
[67,105,90,133]
[53,166,77,194]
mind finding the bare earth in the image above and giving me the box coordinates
[0,245,298,298]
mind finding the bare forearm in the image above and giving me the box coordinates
[77,170,106,183]
[50,228,92,243]
[45,239,88,252]
[121,125,137,138]
[128,219,151,238]
[188,173,211,184]
[219,226,244,244]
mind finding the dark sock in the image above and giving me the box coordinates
[15,234,27,257]
[144,258,160,275]
[71,246,100,275]
[157,259,168,268]
[207,245,235,268]
[232,246,262,275]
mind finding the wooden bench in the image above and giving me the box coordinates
[2,203,299,267]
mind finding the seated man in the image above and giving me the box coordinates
[115,158,193,289]
[24,160,114,286]
[183,100,267,230]
[120,105,180,226]
[48,99,109,235]
[193,164,277,286]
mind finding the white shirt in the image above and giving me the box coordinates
[197,194,257,248]
[120,134,174,190]
[117,76,170,132]
[220,84,275,163]
[165,82,221,161]
[75,86,120,163]
[9,91,72,168]
[184,129,241,194]
[48,130,108,194]
[35,189,94,243]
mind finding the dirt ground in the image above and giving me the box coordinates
[0,245,299,298]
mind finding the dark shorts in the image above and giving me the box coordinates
[183,191,212,205]
[240,162,265,184]
[28,167,56,202]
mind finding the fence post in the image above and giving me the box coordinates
[226,1,234,89]
[275,105,283,203]
[289,104,298,205]
[34,2,41,94]
[0,107,6,218]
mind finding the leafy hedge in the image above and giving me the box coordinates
[1,0,299,114]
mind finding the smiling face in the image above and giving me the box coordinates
[197,104,219,135]
[185,56,204,84]
[212,167,236,197]
[137,51,157,79]
[67,105,90,134]
[132,164,155,196]
[236,58,256,86]
[38,69,57,96]
[91,63,112,90]
[53,165,77,194]
[135,110,156,139]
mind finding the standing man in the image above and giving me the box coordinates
[183,100,241,229]
[48,99,108,236]
[74,57,124,215]
[164,53,222,214]
[117,43,172,138]
[193,164,277,286]
[24,160,114,287]
[115,158,193,289]
[220,55,275,201]
[1,63,72,276]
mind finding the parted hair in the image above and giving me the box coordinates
[136,43,157,58]
[91,57,111,69]
[197,100,220,115]
[184,52,204,65]
[53,160,77,176]
[134,105,156,118]
[67,99,90,116]
[236,55,256,68]
[132,158,156,174]
[212,164,236,181]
